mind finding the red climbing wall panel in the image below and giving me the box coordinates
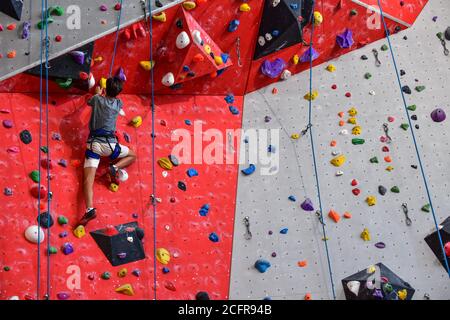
[0,93,243,300]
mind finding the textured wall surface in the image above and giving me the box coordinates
[230,0,450,300]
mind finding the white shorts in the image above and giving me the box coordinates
[84,142,129,168]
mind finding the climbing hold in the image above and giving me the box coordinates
[301,198,314,211]
[224,94,235,104]
[304,90,319,101]
[254,259,271,273]
[199,204,210,216]
[57,216,68,225]
[186,168,198,177]
[292,54,299,65]
[375,242,386,249]
[176,31,191,49]
[352,126,362,135]
[407,105,416,111]
[380,44,388,51]
[49,247,58,254]
[169,155,179,166]
[22,21,30,39]
[304,293,312,300]
[182,1,196,10]
[386,166,394,172]
[280,69,292,80]
[162,72,175,87]
[131,116,142,128]
[280,228,288,234]
[313,11,323,26]
[4,188,12,196]
[351,179,358,186]
[29,170,40,183]
[330,154,346,167]
[421,204,431,212]
[347,117,357,125]
[431,108,446,122]
[56,292,69,300]
[37,212,54,229]
[30,184,47,199]
[291,133,300,140]
[366,196,376,206]
[328,210,340,223]
[397,289,407,300]
[156,248,171,265]
[382,146,389,152]
[415,85,426,92]
[62,243,74,255]
[118,268,127,277]
[400,123,409,130]
[297,260,307,268]
[176,181,186,191]
[115,284,135,296]
[59,231,68,238]
[132,269,141,277]
[344,212,352,219]
[364,72,372,79]
[73,225,86,238]
[139,60,155,71]
[347,281,360,296]
[352,188,361,196]
[209,232,219,242]
[56,78,73,89]
[391,186,400,193]
[158,158,173,170]
[101,272,111,280]
[241,164,256,175]
[402,86,412,94]
[360,228,371,241]
[326,64,336,72]
[300,46,319,62]
[2,119,12,128]
[152,12,167,22]
[25,225,45,244]
[109,183,119,192]
[352,138,365,145]
[261,58,286,78]
[288,195,296,202]
[69,51,85,65]
[336,29,354,48]
[229,106,240,115]
[240,3,251,12]
[20,130,32,144]
[378,185,387,196]
[228,19,240,32]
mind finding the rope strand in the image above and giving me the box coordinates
[109,0,125,77]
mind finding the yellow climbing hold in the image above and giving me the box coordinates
[94,56,103,63]
[131,116,142,128]
[158,157,173,170]
[313,11,323,26]
[291,133,300,140]
[214,55,223,66]
[330,154,346,167]
[360,228,371,241]
[182,1,196,10]
[304,90,319,101]
[386,166,394,172]
[99,77,107,89]
[292,54,299,65]
[326,64,336,72]
[156,248,171,265]
[73,225,86,238]
[204,44,211,54]
[109,183,119,192]
[397,289,408,300]
[115,284,134,296]
[239,3,251,12]
[348,107,358,116]
[118,268,127,278]
[352,126,362,135]
[367,265,377,274]
[348,117,357,125]
[139,60,155,71]
[152,12,166,22]
[366,195,377,206]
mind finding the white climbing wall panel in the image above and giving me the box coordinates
[0,0,183,81]
[230,0,450,300]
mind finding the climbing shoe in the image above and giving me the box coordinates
[109,164,119,183]
[78,208,97,226]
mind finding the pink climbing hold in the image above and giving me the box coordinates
[114,3,122,10]
[100,4,108,11]
[388,116,395,122]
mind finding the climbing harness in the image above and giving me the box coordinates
[85,129,122,161]
[401,203,412,226]
[236,37,242,67]
[372,48,381,67]
[436,32,449,56]
[376,0,450,277]
[243,217,252,240]
[383,123,392,144]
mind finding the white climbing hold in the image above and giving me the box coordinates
[176,31,190,49]
[192,30,202,45]
[258,36,266,46]
[281,70,292,80]
[162,72,175,87]
[127,236,134,243]
[335,171,344,176]
[339,129,348,135]
[331,151,340,156]
[272,0,280,7]
[265,33,273,41]
[9,296,19,300]
[369,90,376,95]
[366,280,375,290]
[88,73,96,89]
[162,171,168,178]
[25,225,45,244]
[347,281,360,296]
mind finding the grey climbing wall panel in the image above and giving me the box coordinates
[230,0,450,300]
[0,0,183,81]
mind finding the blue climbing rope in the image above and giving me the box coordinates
[109,0,125,77]
[306,5,337,299]
[376,0,450,277]
[147,0,158,300]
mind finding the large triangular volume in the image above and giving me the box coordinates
[425,216,450,271]
[0,0,24,21]
[154,7,232,90]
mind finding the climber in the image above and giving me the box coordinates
[78,77,137,226]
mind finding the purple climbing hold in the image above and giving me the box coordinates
[59,231,68,238]
[21,21,31,40]
[132,213,138,219]
[431,108,446,122]
[271,252,277,258]
[132,269,141,277]
[300,46,319,63]
[264,116,272,123]
[58,159,67,167]
[115,67,127,82]
[123,132,131,143]
[375,242,386,249]
[117,252,127,259]
[56,292,70,300]
[336,29,354,49]
[268,230,273,235]
[4,188,13,196]
[260,58,286,78]
[69,51,85,65]
[2,120,13,128]
[100,5,108,11]
[62,243,74,255]
[373,288,384,299]
[301,198,314,211]
[52,132,61,140]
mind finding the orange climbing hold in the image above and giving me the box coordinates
[344,212,352,219]
[328,209,340,223]
[384,156,392,163]
[193,53,204,62]
[297,260,307,267]
[339,120,345,126]
[7,51,16,59]
[330,140,337,147]
[304,293,312,300]
[272,88,278,94]
[338,112,344,118]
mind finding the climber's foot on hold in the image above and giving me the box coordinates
[78,208,97,226]
[109,164,119,183]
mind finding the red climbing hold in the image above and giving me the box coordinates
[332,84,337,90]
[114,3,122,10]
[55,35,62,42]
[7,23,16,31]
[352,188,361,196]
[351,179,358,186]
[345,92,351,98]
[382,146,390,152]
[30,185,47,199]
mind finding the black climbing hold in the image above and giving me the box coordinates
[411,165,418,169]
[400,70,406,76]
[20,130,32,144]
[155,0,163,8]
[37,212,54,229]
[168,155,179,166]
[415,124,419,129]
[0,0,24,21]
[175,19,183,29]
[403,35,408,40]
[411,115,418,121]
[394,26,401,33]
[378,185,387,196]
[361,55,368,60]
[445,27,450,41]
[178,181,186,191]
[402,86,412,94]
[195,292,210,300]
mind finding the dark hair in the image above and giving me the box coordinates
[195,291,210,300]
[106,77,123,97]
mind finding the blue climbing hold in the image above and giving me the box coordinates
[241,164,256,175]
[183,65,190,72]
[272,30,280,37]
[209,232,219,242]
[288,195,296,202]
[187,168,198,177]
[228,19,240,32]
[185,120,192,125]
[224,94,235,104]
[199,204,210,216]
[280,228,288,234]
[244,137,249,143]
[254,259,271,273]
[221,53,230,63]
[290,3,299,10]
[162,267,170,274]
[268,145,276,153]
[229,106,240,115]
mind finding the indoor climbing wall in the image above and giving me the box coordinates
[0,93,243,300]
[231,0,450,300]
[0,0,182,81]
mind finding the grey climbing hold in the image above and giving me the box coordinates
[378,185,387,196]
[169,155,179,166]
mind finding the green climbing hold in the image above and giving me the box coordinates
[352,138,365,145]
[364,72,372,79]
[48,6,65,17]
[370,157,379,164]
[415,86,426,92]
[49,246,58,254]
[383,283,393,293]
[381,44,388,51]
[37,18,54,29]
[101,272,111,280]
[400,123,410,130]
[407,105,417,111]
[437,32,445,41]
[421,204,431,212]
[350,9,358,16]
[29,170,40,183]
[56,78,73,89]
[390,186,400,193]
[3,266,10,271]
[40,146,48,153]
[57,215,68,225]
